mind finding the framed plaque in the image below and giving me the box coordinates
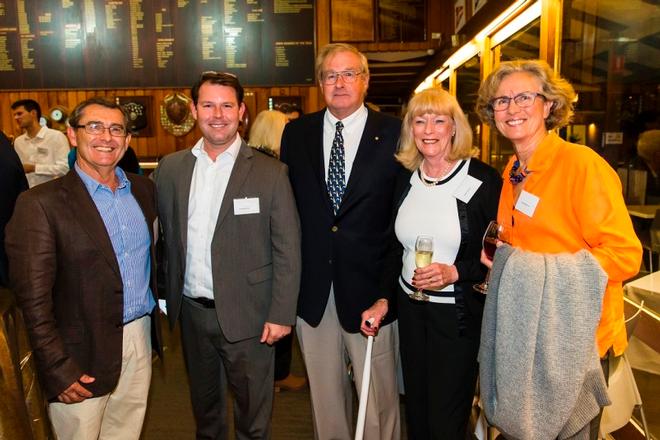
[331,0,375,42]
[117,96,152,137]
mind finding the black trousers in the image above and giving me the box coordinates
[180,297,274,440]
[397,287,480,440]
[273,333,292,381]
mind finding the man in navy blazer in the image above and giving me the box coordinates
[280,43,402,440]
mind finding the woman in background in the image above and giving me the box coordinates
[248,109,288,158]
[394,88,501,439]
[248,108,307,392]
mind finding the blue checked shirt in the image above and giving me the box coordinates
[76,164,155,323]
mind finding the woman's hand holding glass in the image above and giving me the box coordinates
[412,263,459,291]
[474,221,510,293]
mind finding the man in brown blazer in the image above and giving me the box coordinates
[154,72,301,439]
[6,97,161,440]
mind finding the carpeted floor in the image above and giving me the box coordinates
[142,322,405,439]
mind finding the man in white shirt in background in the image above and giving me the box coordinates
[11,99,70,187]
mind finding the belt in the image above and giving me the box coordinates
[400,276,456,304]
[185,296,216,308]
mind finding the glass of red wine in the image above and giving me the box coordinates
[474,221,509,294]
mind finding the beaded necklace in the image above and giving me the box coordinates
[509,160,529,184]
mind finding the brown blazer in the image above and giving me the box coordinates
[5,170,161,401]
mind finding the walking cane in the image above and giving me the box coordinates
[355,319,375,440]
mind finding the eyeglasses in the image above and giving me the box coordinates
[490,92,546,111]
[321,70,363,85]
[74,122,128,137]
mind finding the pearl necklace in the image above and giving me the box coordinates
[419,159,456,186]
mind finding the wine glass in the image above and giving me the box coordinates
[411,235,434,301]
[474,221,509,294]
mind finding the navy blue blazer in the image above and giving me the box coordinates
[281,107,404,333]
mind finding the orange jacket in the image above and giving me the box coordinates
[497,132,642,357]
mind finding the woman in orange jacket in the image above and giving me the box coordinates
[475,59,642,439]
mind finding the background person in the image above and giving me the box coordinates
[247,108,307,393]
[475,59,642,439]
[248,109,288,158]
[154,71,301,439]
[11,99,70,187]
[6,97,161,439]
[393,88,501,439]
[280,43,402,440]
[0,130,28,288]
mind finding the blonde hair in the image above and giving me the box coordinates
[315,43,370,82]
[476,59,576,130]
[396,88,473,171]
[248,110,288,155]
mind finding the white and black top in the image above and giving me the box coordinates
[395,159,470,297]
[391,157,502,333]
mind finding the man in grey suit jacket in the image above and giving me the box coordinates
[154,72,301,440]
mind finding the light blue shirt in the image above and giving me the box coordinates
[76,164,155,323]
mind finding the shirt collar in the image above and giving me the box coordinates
[191,134,242,161]
[324,104,368,127]
[75,163,129,195]
[525,131,561,173]
[27,126,49,140]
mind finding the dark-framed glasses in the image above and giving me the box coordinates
[490,92,546,111]
[322,70,363,85]
[74,122,127,137]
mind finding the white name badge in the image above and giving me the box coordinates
[453,175,482,203]
[515,190,540,217]
[233,197,260,215]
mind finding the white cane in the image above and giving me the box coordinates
[355,319,375,440]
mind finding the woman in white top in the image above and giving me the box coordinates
[393,88,501,439]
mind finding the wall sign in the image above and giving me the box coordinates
[0,0,315,89]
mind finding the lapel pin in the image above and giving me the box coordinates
[374,136,379,141]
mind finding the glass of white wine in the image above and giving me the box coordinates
[412,235,434,301]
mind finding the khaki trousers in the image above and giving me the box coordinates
[49,316,152,440]
[297,290,400,440]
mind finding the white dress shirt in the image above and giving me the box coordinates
[14,126,70,187]
[323,105,368,183]
[183,136,242,300]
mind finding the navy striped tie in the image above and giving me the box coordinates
[327,121,345,214]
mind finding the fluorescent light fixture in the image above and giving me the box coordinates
[414,0,540,92]
[476,0,535,41]
[490,1,541,46]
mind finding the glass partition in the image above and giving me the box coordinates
[561,0,659,172]
[489,18,541,171]
[455,55,482,154]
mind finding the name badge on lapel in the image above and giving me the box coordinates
[234,197,260,215]
[453,175,482,203]
[515,190,540,217]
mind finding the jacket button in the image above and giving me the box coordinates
[331,226,338,232]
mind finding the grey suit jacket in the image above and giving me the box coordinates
[154,141,301,342]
